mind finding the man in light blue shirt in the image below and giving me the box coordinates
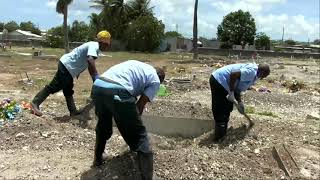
[210,63,270,141]
[31,31,111,116]
[91,60,165,180]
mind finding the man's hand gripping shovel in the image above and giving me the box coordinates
[233,100,255,128]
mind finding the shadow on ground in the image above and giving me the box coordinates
[53,101,95,129]
[198,124,254,148]
[80,151,141,180]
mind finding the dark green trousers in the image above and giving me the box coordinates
[92,85,151,153]
[45,61,74,96]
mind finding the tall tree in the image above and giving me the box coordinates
[0,22,4,32]
[20,21,34,31]
[127,0,153,20]
[193,0,198,60]
[20,21,41,35]
[56,0,73,53]
[90,0,153,39]
[314,39,320,45]
[90,0,120,39]
[125,15,164,52]
[45,26,65,48]
[88,13,102,39]
[255,32,271,50]
[69,20,90,42]
[284,39,296,46]
[217,10,256,49]
[165,31,183,38]
[4,21,19,32]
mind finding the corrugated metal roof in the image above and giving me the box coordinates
[15,29,42,38]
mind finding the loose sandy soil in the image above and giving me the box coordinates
[0,50,319,179]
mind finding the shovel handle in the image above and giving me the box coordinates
[233,101,255,127]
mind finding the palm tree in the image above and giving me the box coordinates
[56,0,73,53]
[90,0,110,11]
[127,0,153,20]
[90,0,131,39]
[89,13,102,29]
[90,0,154,39]
[193,0,198,60]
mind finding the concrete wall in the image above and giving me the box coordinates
[68,40,127,51]
[198,47,320,59]
[161,37,194,52]
[204,40,220,49]
[233,44,256,50]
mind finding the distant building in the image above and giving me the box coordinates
[160,37,193,52]
[275,45,313,53]
[0,29,44,46]
[160,37,221,52]
[309,44,320,53]
[199,38,220,49]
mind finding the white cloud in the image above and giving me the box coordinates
[46,0,92,11]
[211,0,286,14]
[150,0,195,37]
[255,14,319,40]
[41,0,318,41]
[46,0,95,22]
[151,0,318,41]
[46,0,56,9]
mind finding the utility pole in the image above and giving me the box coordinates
[281,26,284,44]
[193,0,198,60]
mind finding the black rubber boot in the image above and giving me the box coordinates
[137,152,153,180]
[31,88,50,116]
[92,135,107,167]
[65,96,80,116]
[213,124,227,142]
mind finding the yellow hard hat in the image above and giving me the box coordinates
[97,30,111,43]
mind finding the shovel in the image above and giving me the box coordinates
[233,100,255,127]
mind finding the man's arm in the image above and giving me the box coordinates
[87,56,99,81]
[136,94,150,115]
[235,91,241,102]
[229,71,241,92]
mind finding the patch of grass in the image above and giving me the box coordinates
[244,106,277,118]
[257,111,278,118]
[157,84,170,97]
[33,78,49,88]
[245,106,255,114]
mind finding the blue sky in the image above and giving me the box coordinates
[0,0,319,41]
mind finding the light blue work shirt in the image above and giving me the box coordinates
[97,60,160,102]
[212,63,258,93]
[60,41,100,78]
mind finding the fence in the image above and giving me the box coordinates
[198,48,320,59]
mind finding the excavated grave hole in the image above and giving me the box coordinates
[142,115,213,138]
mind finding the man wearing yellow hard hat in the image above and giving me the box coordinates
[30,30,111,117]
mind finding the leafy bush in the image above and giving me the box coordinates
[255,32,271,50]
[157,84,170,97]
[125,15,165,52]
[217,10,256,46]
[220,41,233,49]
[282,79,305,92]
[43,26,65,48]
